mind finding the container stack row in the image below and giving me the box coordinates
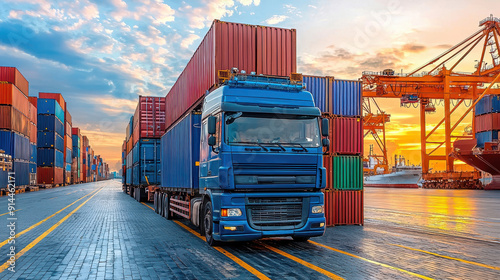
[302,75,364,226]
[0,66,111,189]
[475,95,500,148]
[123,96,165,188]
[0,67,32,188]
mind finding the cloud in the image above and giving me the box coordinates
[264,15,288,25]
[402,43,426,53]
[236,0,260,5]
[184,0,235,29]
[180,33,200,49]
[434,44,453,49]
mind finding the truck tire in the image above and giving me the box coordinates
[203,201,218,246]
[159,193,164,217]
[154,192,158,213]
[165,194,172,220]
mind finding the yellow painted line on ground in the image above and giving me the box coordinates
[0,187,103,274]
[0,188,100,250]
[140,202,270,280]
[65,190,79,195]
[258,242,344,280]
[141,202,154,211]
[308,240,433,280]
[0,209,21,217]
[392,244,500,271]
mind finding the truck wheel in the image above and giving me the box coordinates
[204,201,218,246]
[292,236,310,242]
[165,194,172,220]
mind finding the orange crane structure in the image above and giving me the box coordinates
[361,15,500,189]
[362,98,391,175]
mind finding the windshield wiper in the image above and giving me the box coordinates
[283,143,308,152]
[266,142,286,151]
[229,141,269,151]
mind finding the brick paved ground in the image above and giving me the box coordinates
[0,181,499,279]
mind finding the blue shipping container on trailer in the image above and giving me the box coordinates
[161,112,201,191]
[303,76,327,112]
[38,98,64,122]
[38,114,64,136]
[475,95,500,116]
[330,79,361,116]
[0,130,30,161]
[13,160,29,186]
[130,139,161,186]
[37,132,64,151]
[476,130,499,148]
[37,148,64,167]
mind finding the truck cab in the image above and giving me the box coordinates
[197,72,328,244]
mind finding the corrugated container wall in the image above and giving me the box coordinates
[331,156,363,190]
[329,80,362,116]
[329,116,363,155]
[303,76,327,112]
[0,83,30,117]
[474,113,500,133]
[39,92,65,110]
[0,66,29,96]
[165,20,296,130]
[0,105,30,137]
[161,113,201,190]
[475,95,500,116]
[38,98,64,122]
[324,190,364,226]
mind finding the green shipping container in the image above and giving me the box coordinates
[332,155,363,190]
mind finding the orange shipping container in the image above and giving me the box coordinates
[30,122,37,144]
[0,83,30,117]
[0,105,29,136]
[0,67,29,96]
[29,102,37,124]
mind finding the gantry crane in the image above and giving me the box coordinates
[363,98,391,175]
[362,15,500,188]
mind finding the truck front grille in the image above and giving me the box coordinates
[247,197,307,230]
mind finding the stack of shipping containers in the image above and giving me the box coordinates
[64,106,72,185]
[0,67,31,189]
[303,76,363,226]
[131,97,164,188]
[72,127,81,183]
[28,97,37,186]
[125,117,133,187]
[37,95,65,185]
[475,95,500,148]
[82,136,91,182]
[121,140,126,187]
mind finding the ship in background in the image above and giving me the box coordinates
[364,151,422,188]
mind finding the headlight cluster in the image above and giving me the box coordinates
[221,208,242,217]
[312,205,324,214]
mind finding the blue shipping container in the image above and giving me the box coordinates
[13,160,29,187]
[132,139,160,165]
[303,76,327,112]
[476,130,499,148]
[66,147,72,163]
[37,148,64,167]
[29,162,37,173]
[37,132,64,151]
[30,143,37,163]
[330,79,361,117]
[38,114,64,136]
[0,131,30,161]
[0,169,8,188]
[37,98,64,123]
[132,162,160,185]
[65,163,71,172]
[161,113,200,190]
[475,95,500,116]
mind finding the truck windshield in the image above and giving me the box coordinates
[225,113,321,148]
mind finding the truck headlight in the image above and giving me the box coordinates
[221,208,242,217]
[312,205,324,214]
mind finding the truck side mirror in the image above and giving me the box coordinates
[208,135,216,146]
[321,118,329,137]
[322,138,330,147]
[208,116,216,135]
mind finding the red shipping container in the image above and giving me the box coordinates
[0,67,29,96]
[37,166,64,184]
[323,190,364,226]
[82,164,87,183]
[72,127,81,136]
[165,20,296,130]
[256,26,296,77]
[323,155,332,189]
[475,113,500,133]
[329,116,363,155]
[0,105,29,136]
[0,83,30,117]
[30,122,37,144]
[133,96,166,140]
[29,96,37,107]
[29,102,37,124]
[65,110,72,125]
[39,92,65,109]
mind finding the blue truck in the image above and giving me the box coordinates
[156,71,329,245]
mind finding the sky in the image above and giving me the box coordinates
[0,0,498,172]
